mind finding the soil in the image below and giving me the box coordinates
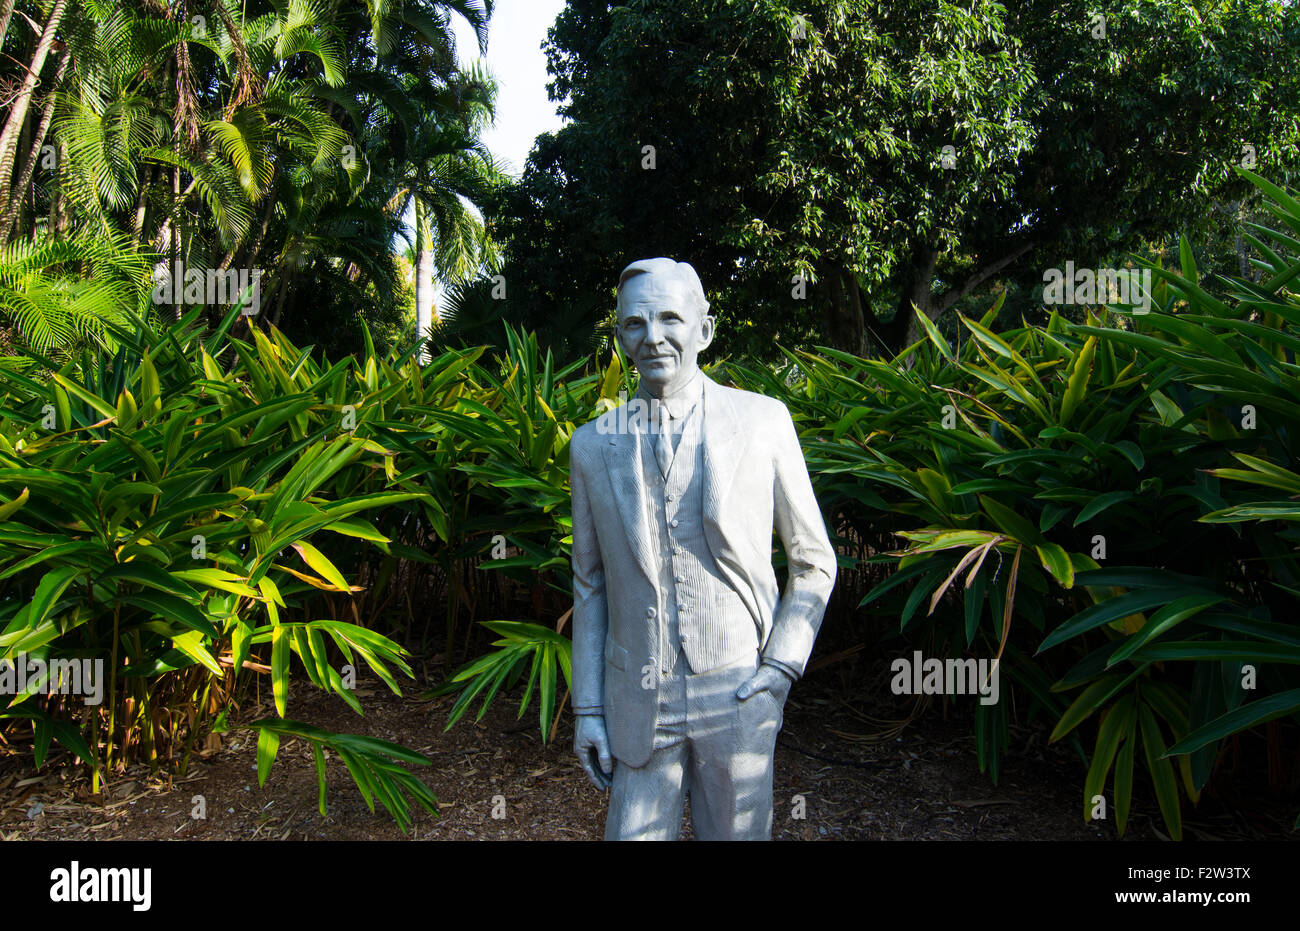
[0,662,1293,842]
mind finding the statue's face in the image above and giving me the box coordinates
[616,271,714,396]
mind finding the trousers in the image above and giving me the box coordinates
[604,651,784,840]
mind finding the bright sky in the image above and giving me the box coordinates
[452,0,568,178]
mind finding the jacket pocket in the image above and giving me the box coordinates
[605,639,629,671]
[738,686,784,736]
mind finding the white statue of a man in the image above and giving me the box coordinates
[569,257,837,840]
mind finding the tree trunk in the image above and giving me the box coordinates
[1,46,71,247]
[152,174,201,253]
[824,264,867,357]
[172,164,182,320]
[899,243,940,351]
[48,139,67,238]
[0,0,16,53]
[267,268,294,329]
[12,98,31,237]
[129,164,155,248]
[0,0,69,210]
[414,198,435,364]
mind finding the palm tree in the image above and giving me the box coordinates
[0,0,71,217]
[373,66,502,363]
[0,0,502,355]
[324,0,500,362]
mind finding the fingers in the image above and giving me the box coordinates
[590,730,613,788]
[737,667,793,703]
[597,742,613,783]
[588,751,612,790]
[576,736,613,790]
[584,762,608,791]
[736,667,774,700]
[577,744,604,789]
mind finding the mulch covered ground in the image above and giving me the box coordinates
[0,663,1291,841]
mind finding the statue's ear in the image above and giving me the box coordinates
[698,314,716,350]
[614,320,632,356]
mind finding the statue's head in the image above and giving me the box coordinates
[615,258,714,397]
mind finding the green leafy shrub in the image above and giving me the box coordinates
[744,168,1300,839]
[0,306,433,828]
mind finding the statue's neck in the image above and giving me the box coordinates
[641,368,702,401]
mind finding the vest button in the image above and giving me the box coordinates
[666,493,676,502]
[646,607,657,618]
[670,519,679,528]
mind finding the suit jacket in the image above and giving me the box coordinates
[569,373,836,766]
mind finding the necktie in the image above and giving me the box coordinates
[654,402,673,478]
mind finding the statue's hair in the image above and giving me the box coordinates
[616,258,710,319]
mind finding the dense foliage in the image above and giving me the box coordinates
[493,0,1300,358]
[443,169,1300,839]
[0,301,606,828]
[5,171,1297,836]
[0,0,503,361]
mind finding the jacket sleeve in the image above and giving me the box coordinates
[569,431,608,715]
[761,403,837,678]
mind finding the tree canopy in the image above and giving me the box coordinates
[494,0,1300,359]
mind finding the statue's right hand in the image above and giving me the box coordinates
[574,714,613,791]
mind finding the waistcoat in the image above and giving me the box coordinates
[639,390,757,678]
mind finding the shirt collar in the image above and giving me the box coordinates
[636,370,704,421]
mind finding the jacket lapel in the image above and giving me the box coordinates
[600,416,657,588]
[699,374,765,631]
[701,374,745,520]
